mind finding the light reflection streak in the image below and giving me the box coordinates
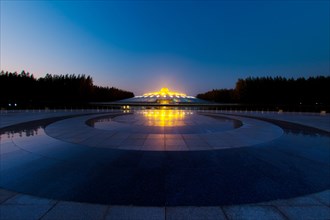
[139,109,193,127]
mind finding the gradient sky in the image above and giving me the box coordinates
[1,0,329,95]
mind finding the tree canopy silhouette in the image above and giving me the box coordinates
[197,76,330,105]
[0,70,134,108]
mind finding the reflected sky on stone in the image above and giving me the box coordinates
[0,111,329,206]
[89,110,242,133]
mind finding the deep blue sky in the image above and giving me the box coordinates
[1,1,329,95]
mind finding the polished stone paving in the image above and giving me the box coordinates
[0,110,329,219]
[44,111,283,151]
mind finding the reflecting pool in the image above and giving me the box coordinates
[140,109,191,127]
[0,111,329,206]
[88,110,242,134]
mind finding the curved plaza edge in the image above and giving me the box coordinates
[1,110,329,220]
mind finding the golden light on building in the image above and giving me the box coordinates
[143,87,187,98]
[140,87,190,105]
[115,87,206,107]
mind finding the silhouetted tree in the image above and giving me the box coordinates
[196,89,236,103]
[0,70,134,108]
[197,76,330,105]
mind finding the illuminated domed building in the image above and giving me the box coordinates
[117,87,208,106]
[93,87,212,109]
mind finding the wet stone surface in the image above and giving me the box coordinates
[0,111,329,206]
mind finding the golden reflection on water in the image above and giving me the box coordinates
[140,109,193,127]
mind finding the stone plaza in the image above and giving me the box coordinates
[0,109,329,219]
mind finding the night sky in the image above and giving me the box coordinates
[1,1,329,95]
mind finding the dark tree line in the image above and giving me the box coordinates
[196,89,236,103]
[0,70,134,108]
[197,76,330,105]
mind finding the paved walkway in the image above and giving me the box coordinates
[44,112,283,151]
[1,110,329,219]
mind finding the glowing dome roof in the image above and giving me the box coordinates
[143,87,187,98]
[116,87,209,105]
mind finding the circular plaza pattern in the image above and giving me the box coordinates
[0,110,329,208]
[43,110,283,151]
